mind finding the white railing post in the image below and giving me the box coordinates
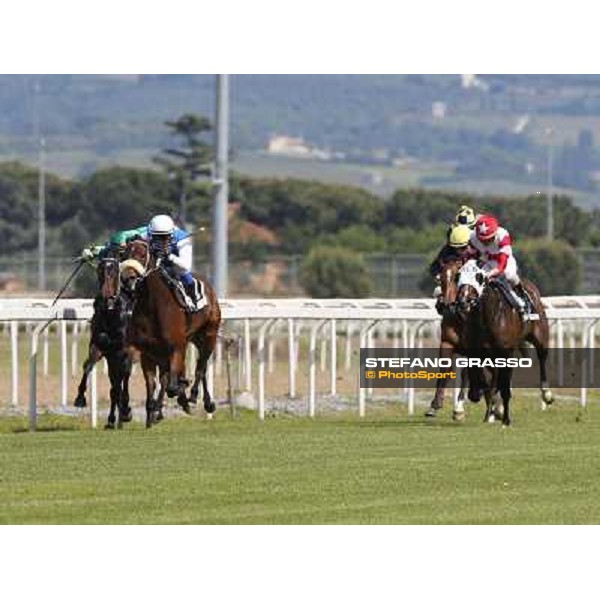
[244,318,252,393]
[90,365,97,429]
[10,321,18,407]
[330,319,337,397]
[29,321,52,432]
[287,318,296,399]
[257,319,276,420]
[60,320,68,407]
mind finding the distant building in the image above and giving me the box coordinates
[432,101,447,119]
[513,115,530,134]
[267,135,332,160]
[461,74,489,92]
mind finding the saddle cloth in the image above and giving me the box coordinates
[159,269,207,313]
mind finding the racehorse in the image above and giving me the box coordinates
[455,260,553,426]
[425,257,471,420]
[127,239,221,428]
[74,254,134,429]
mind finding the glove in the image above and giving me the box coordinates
[81,248,95,261]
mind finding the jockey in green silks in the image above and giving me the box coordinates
[81,226,147,261]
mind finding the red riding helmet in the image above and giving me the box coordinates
[476,215,498,241]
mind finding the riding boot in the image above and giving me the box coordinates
[514,282,538,321]
[183,279,201,313]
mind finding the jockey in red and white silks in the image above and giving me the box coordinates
[469,215,519,284]
[468,214,535,318]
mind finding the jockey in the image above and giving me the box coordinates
[81,227,146,261]
[469,215,535,320]
[454,205,478,229]
[430,224,474,314]
[433,205,479,275]
[146,214,201,312]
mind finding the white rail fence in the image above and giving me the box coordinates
[1,296,600,431]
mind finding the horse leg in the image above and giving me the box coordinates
[468,366,483,403]
[119,356,133,424]
[530,336,553,408]
[482,368,498,423]
[74,345,102,408]
[105,355,121,430]
[453,367,468,421]
[193,329,218,415]
[154,366,168,421]
[142,354,159,428]
[425,342,454,417]
[166,346,191,414]
[499,367,512,427]
[166,345,186,397]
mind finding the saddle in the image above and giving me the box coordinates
[158,267,207,313]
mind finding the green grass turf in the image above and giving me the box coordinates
[0,400,599,524]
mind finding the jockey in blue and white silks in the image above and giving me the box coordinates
[144,214,200,311]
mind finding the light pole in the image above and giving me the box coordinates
[33,81,46,291]
[212,74,229,297]
[546,127,554,240]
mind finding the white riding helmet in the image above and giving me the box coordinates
[148,214,175,237]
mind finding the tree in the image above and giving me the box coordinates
[79,166,173,238]
[515,238,581,296]
[154,113,214,225]
[300,246,372,298]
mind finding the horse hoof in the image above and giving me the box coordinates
[468,388,481,403]
[205,401,216,414]
[424,408,438,418]
[177,398,192,415]
[74,396,87,408]
[120,408,133,423]
[189,393,198,405]
[166,385,179,399]
[485,414,496,424]
[104,422,115,430]
[155,410,164,422]
[452,410,465,422]
[542,389,554,405]
[206,413,214,421]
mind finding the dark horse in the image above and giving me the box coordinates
[455,260,553,426]
[74,255,135,429]
[127,243,221,428]
[425,257,471,420]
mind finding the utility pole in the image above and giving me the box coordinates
[212,74,229,297]
[33,81,46,291]
[546,128,554,240]
[38,137,46,291]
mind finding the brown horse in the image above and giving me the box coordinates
[425,258,471,420]
[127,244,221,428]
[456,260,553,426]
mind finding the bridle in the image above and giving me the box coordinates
[98,257,121,311]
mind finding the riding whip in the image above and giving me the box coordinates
[51,258,88,306]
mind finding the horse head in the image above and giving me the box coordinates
[456,260,486,316]
[97,257,121,311]
[125,239,150,269]
[438,259,463,316]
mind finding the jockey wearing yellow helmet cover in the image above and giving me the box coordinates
[430,204,478,281]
